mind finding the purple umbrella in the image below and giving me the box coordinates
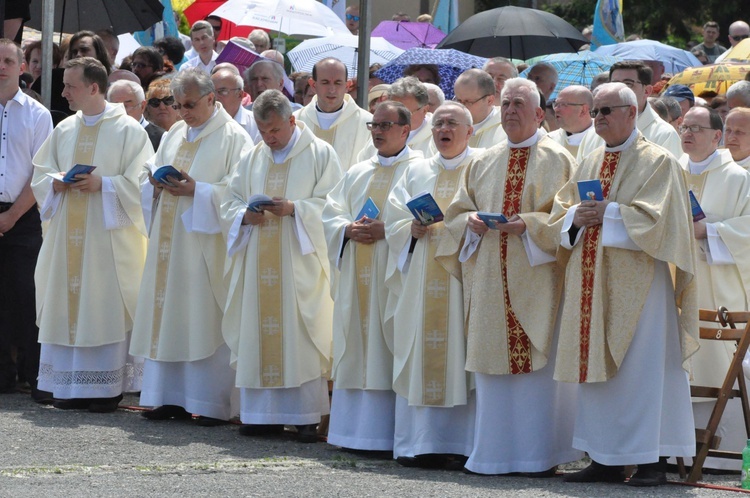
[371,21,446,50]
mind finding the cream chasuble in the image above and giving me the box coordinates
[322,149,421,390]
[294,94,373,170]
[32,106,151,347]
[385,153,474,407]
[469,108,506,149]
[222,123,344,389]
[130,108,251,361]
[551,133,699,383]
[436,135,576,375]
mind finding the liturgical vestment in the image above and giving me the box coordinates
[469,107,506,149]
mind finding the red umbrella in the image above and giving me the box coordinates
[184,0,262,41]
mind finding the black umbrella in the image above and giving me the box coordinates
[27,0,164,35]
[436,6,588,61]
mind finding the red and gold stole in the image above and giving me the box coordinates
[150,139,202,356]
[578,151,621,382]
[501,147,532,374]
[421,165,464,405]
[66,121,104,343]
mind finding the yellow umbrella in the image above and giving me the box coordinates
[668,62,750,95]
[720,38,750,62]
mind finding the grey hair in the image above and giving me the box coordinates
[423,83,445,106]
[432,101,473,126]
[253,89,292,122]
[596,82,638,108]
[211,67,244,89]
[388,76,429,108]
[500,78,541,108]
[374,100,412,126]
[727,81,750,107]
[244,59,285,87]
[455,68,496,97]
[659,96,682,122]
[648,97,670,122]
[482,57,518,78]
[171,67,215,98]
[191,20,214,38]
[107,79,144,102]
[249,29,271,48]
[230,36,256,52]
[530,62,558,84]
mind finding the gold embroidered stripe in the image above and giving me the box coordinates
[66,121,103,343]
[258,161,290,387]
[421,167,463,405]
[151,139,202,357]
[313,125,336,146]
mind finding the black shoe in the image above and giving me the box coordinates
[31,388,54,405]
[396,455,448,469]
[238,424,285,437]
[196,416,228,427]
[88,394,123,413]
[295,424,319,443]
[627,460,667,487]
[142,404,192,420]
[520,467,558,478]
[53,397,91,410]
[564,461,626,483]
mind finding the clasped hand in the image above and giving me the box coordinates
[572,200,610,228]
[346,217,385,244]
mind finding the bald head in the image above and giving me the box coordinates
[311,58,348,113]
[453,68,497,123]
[527,63,558,100]
[554,85,593,134]
[729,20,750,47]
[724,107,750,162]
[261,49,284,65]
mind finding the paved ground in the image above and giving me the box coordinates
[1,392,748,497]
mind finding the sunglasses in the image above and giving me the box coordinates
[589,105,630,118]
[346,14,360,21]
[147,96,175,108]
[366,121,404,131]
[731,34,749,40]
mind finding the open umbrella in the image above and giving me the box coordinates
[210,0,349,38]
[371,21,446,50]
[667,63,750,96]
[373,47,488,100]
[593,40,702,74]
[715,38,750,63]
[288,34,403,78]
[436,6,588,60]
[184,0,254,40]
[27,0,164,35]
[520,51,621,100]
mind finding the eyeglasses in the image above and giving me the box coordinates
[452,94,492,106]
[678,124,714,134]
[131,62,152,70]
[730,34,749,40]
[216,87,242,96]
[366,121,404,131]
[611,79,644,89]
[210,25,222,33]
[147,96,175,108]
[589,105,631,118]
[173,93,211,111]
[552,101,585,109]
[432,119,469,130]
[346,14,360,21]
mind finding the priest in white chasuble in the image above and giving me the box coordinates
[677,106,750,470]
[725,108,750,170]
[31,57,152,412]
[436,78,581,475]
[294,58,372,171]
[221,90,343,443]
[130,69,252,426]
[554,83,699,487]
[383,102,477,469]
[322,101,420,451]
[453,69,507,149]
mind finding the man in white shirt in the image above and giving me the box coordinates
[181,21,218,74]
[0,39,53,403]
[211,66,255,142]
[107,80,164,150]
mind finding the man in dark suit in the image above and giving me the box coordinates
[107,80,165,150]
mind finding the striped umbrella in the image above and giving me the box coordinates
[521,51,621,100]
[288,34,403,78]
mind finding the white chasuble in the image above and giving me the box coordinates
[469,108,506,149]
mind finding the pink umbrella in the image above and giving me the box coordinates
[371,21,446,50]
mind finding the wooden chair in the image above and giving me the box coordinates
[677,307,750,482]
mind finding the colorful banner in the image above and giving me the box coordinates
[433,0,459,35]
[591,0,624,50]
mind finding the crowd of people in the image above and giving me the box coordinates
[1,6,750,489]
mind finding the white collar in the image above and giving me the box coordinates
[604,128,638,152]
[0,88,26,108]
[737,155,750,168]
[408,118,428,141]
[315,101,344,130]
[272,126,302,164]
[688,149,719,175]
[565,122,593,145]
[377,145,409,167]
[186,107,219,142]
[472,107,497,134]
[82,102,113,126]
[507,129,541,148]
[438,147,473,170]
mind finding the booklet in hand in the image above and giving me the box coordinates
[406,191,444,226]
[356,197,380,221]
[477,212,508,229]
[152,165,184,186]
[577,179,603,202]
[45,164,97,183]
[688,190,706,222]
[235,193,277,213]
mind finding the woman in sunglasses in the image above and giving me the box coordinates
[144,78,181,131]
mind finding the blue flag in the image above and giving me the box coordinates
[591,0,624,50]
[133,0,179,47]
[433,0,459,34]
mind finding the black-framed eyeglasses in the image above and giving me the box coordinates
[366,121,405,131]
[730,34,749,40]
[589,105,631,118]
[611,79,644,89]
[147,96,175,108]
[678,124,714,134]
[452,94,492,106]
[172,93,211,111]
[346,14,360,21]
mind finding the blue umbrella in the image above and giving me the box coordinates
[521,51,622,100]
[373,48,488,100]
[593,40,702,74]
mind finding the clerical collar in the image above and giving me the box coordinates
[738,155,750,168]
[472,108,496,135]
[605,128,638,152]
[439,147,473,170]
[82,102,113,126]
[688,149,719,175]
[507,129,540,148]
[408,118,428,141]
[315,102,344,131]
[377,146,409,166]
[187,107,219,142]
[566,123,592,145]
[272,126,302,164]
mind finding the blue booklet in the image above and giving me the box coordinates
[477,212,508,229]
[577,179,603,202]
[688,190,706,222]
[406,191,443,226]
[152,165,184,186]
[233,193,276,213]
[46,164,97,183]
[356,197,380,221]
